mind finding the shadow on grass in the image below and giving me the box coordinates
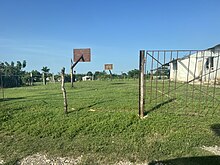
[211,124,220,137]
[110,82,126,85]
[0,97,26,102]
[144,98,176,116]
[149,156,220,165]
[68,99,115,114]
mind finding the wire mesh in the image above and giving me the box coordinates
[144,50,220,116]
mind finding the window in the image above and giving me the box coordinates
[206,57,214,69]
[210,57,214,68]
[173,60,178,70]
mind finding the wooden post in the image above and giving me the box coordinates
[61,67,68,114]
[139,50,145,118]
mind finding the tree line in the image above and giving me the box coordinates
[0,60,55,87]
[1,60,171,88]
[0,60,27,87]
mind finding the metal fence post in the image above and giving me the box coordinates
[139,50,145,118]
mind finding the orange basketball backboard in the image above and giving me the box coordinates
[104,64,113,70]
[73,48,91,62]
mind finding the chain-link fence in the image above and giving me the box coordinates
[0,74,58,99]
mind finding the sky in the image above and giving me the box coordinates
[0,0,220,74]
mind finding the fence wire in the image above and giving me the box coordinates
[0,75,57,100]
[144,50,220,116]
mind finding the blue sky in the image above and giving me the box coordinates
[0,0,220,74]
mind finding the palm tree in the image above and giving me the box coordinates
[41,66,50,73]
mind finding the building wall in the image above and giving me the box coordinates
[170,50,220,83]
[82,76,92,81]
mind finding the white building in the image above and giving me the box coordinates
[82,76,93,81]
[170,44,220,83]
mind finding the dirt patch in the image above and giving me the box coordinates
[115,161,148,165]
[201,146,220,155]
[17,153,83,165]
[0,159,5,165]
[15,153,148,165]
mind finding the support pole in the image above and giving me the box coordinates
[71,59,74,87]
[109,70,113,81]
[61,67,68,114]
[71,55,84,87]
[139,50,145,118]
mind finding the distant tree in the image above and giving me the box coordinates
[31,70,42,82]
[16,60,26,71]
[41,66,50,73]
[65,74,71,82]
[0,60,27,87]
[31,70,41,76]
[22,60,26,68]
[11,61,15,67]
[94,71,107,80]
[127,69,139,79]
[16,61,22,70]
[121,72,127,79]
[87,71,93,76]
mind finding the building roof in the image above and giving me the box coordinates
[207,44,220,51]
[174,44,220,61]
[152,44,220,69]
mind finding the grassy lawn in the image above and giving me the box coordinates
[0,80,220,164]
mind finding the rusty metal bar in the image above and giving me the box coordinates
[166,51,172,113]
[162,51,166,102]
[199,51,205,112]
[147,52,171,70]
[188,66,220,83]
[145,49,219,115]
[212,51,220,113]
[146,50,204,52]
[145,51,147,110]
[192,51,198,112]
[155,51,159,105]
[150,51,154,103]
[174,51,178,99]
[168,51,172,98]
[149,77,220,104]
[205,51,213,114]
[185,51,192,111]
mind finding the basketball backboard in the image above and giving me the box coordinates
[104,64,113,70]
[73,48,91,62]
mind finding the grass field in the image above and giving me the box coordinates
[0,80,220,164]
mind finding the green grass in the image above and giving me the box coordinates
[0,80,220,164]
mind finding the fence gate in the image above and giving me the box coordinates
[139,49,220,117]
